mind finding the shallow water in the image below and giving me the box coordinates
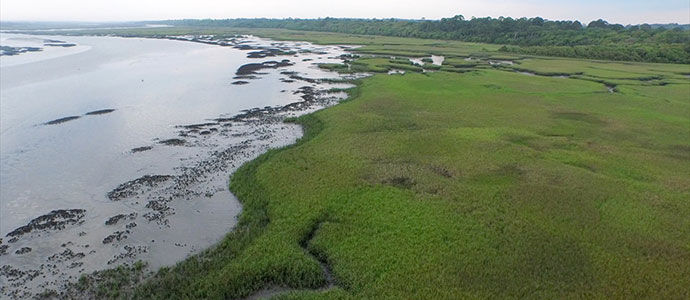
[387,69,406,75]
[0,35,91,67]
[0,33,357,297]
[517,71,537,76]
[430,55,444,65]
[488,60,514,65]
[409,56,444,67]
[409,57,424,66]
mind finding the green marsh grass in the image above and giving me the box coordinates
[59,28,690,299]
[132,68,689,299]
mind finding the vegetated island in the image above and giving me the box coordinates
[14,18,689,300]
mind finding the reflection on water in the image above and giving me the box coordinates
[0,33,360,298]
[0,35,91,67]
[430,55,445,65]
[409,55,444,67]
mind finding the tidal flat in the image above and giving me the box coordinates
[0,32,360,298]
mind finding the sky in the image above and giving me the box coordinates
[1,0,689,25]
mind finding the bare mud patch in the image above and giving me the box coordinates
[131,146,153,153]
[44,116,80,125]
[5,209,86,242]
[236,60,294,76]
[84,109,115,115]
[158,138,186,146]
[106,175,175,201]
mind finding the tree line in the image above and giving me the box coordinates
[166,16,690,64]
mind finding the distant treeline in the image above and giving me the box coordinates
[164,16,690,64]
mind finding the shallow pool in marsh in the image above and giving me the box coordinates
[0,33,358,297]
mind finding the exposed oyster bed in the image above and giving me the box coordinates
[0,34,367,298]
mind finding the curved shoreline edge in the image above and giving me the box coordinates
[60,84,362,299]
[1,32,363,299]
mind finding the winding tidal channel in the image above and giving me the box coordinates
[0,32,364,298]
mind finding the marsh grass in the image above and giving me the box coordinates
[61,28,690,299]
[127,68,689,299]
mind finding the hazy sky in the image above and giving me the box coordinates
[1,0,688,25]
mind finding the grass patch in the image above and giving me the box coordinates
[67,28,690,299]
[132,68,688,299]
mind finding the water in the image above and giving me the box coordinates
[0,33,358,298]
[430,55,445,65]
[409,55,444,67]
[488,60,514,65]
[0,35,91,67]
[388,69,406,75]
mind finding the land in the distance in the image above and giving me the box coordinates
[5,16,689,63]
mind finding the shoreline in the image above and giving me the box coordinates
[56,74,363,300]
[0,33,365,299]
[58,97,360,299]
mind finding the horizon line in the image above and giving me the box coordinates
[2,17,689,27]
